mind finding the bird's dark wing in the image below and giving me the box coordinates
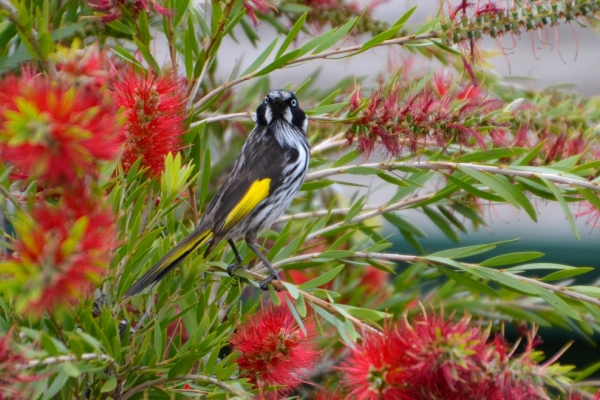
[202,125,287,242]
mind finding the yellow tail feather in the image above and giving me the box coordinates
[124,229,213,297]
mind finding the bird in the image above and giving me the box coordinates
[123,89,310,297]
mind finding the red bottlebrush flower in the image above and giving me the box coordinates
[339,313,561,400]
[338,324,409,400]
[112,68,187,178]
[243,0,277,27]
[0,76,122,185]
[230,305,320,394]
[88,0,171,22]
[0,330,40,398]
[5,189,116,316]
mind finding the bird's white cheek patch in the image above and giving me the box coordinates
[302,118,308,133]
[284,108,293,124]
[265,107,273,124]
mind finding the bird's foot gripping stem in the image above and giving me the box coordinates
[259,272,279,291]
[226,262,243,277]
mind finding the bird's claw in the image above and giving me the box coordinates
[227,262,242,277]
[259,273,279,291]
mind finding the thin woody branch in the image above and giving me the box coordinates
[306,161,600,191]
[193,32,438,110]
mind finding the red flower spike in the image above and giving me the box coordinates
[112,68,187,177]
[7,188,116,316]
[0,76,122,185]
[230,305,320,394]
[339,313,562,400]
[0,330,41,399]
[345,75,506,157]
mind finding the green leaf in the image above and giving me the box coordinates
[437,265,499,297]
[540,177,580,240]
[295,17,356,58]
[241,36,278,76]
[319,250,354,259]
[298,264,344,290]
[268,284,281,306]
[101,376,117,393]
[300,180,335,191]
[342,306,390,321]
[137,9,151,46]
[480,252,544,267]
[276,13,306,58]
[430,243,497,259]
[431,39,461,55]
[282,281,299,299]
[567,286,600,298]
[112,45,144,68]
[506,263,575,272]
[296,293,307,318]
[444,173,503,202]
[284,295,307,336]
[106,20,135,35]
[531,285,581,321]
[62,362,80,377]
[43,373,69,399]
[255,48,301,76]
[458,167,537,221]
[133,37,160,72]
[413,15,443,35]
[331,150,360,168]
[346,166,380,175]
[541,267,593,282]
[168,353,194,378]
[472,267,538,295]
[422,206,459,242]
[452,148,527,163]
[512,140,545,166]
[312,17,359,54]
[278,3,313,12]
[568,160,600,175]
[361,6,416,51]
[377,171,408,186]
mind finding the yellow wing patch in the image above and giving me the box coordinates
[223,178,271,231]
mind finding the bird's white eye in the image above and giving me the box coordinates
[291,99,297,107]
[264,97,269,104]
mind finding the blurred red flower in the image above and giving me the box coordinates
[5,189,116,316]
[0,330,40,399]
[230,305,320,394]
[112,68,187,177]
[88,0,171,22]
[0,76,122,185]
[243,0,276,27]
[54,43,113,91]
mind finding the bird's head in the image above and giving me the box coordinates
[254,89,307,132]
